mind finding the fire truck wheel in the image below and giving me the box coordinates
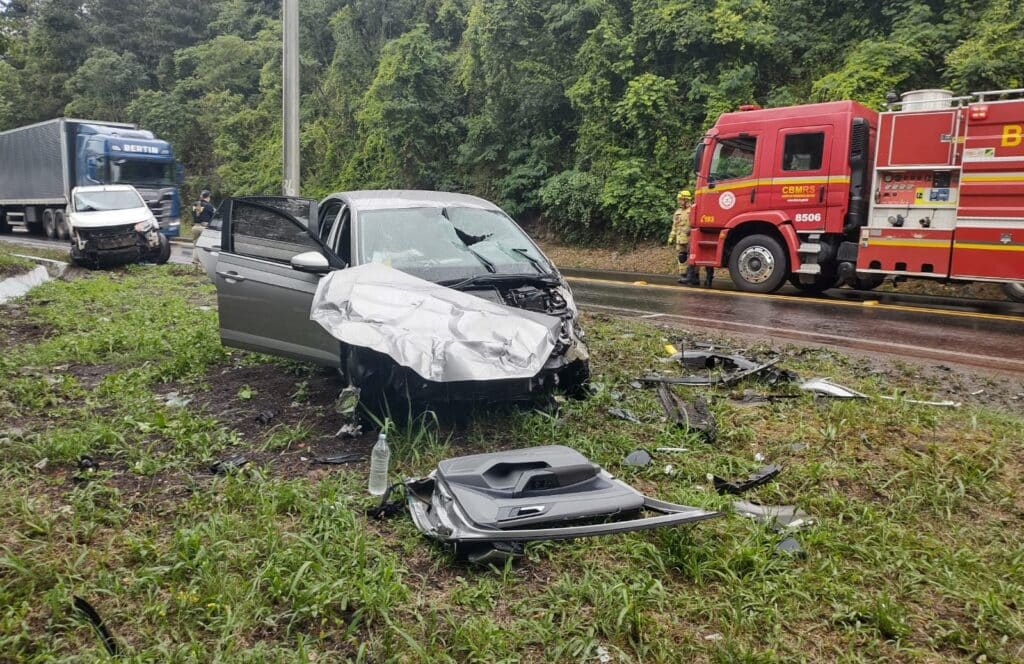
[788,272,838,295]
[852,274,885,291]
[729,234,788,293]
[1003,282,1024,303]
[42,209,56,238]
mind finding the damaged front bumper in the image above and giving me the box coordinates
[72,224,163,266]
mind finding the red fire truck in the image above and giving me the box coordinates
[689,88,1024,301]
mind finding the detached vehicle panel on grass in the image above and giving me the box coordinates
[69,185,170,268]
[211,191,589,402]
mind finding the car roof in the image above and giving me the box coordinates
[73,184,140,194]
[328,190,501,212]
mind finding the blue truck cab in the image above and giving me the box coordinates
[75,123,181,237]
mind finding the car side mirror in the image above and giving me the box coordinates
[291,251,330,274]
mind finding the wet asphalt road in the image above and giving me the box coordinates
[3,232,1021,373]
[565,270,1024,374]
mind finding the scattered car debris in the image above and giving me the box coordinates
[255,409,277,424]
[656,383,716,442]
[753,452,766,463]
[629,380,643,389]
[72,596,119,656]
[879,395,961,407]
[334,422,363,438]
[713,464,782,495]
[642,354,790,388]
[209,455,248,475]
[404,445,720,563]
[799,378,868,399]
[77,455,99,473]
[313,453,364,465]
[624,449,654,467]
[162,391,193,408]
[729,389,799,407]
[775,536,805,558]
[608,407,642,424]
[335,386,361,417]
[733,501,814,531]
[33,458,48,471]
[655,447,688,454]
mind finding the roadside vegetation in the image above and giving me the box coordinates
[2,1,1023,240]
[0,244,37,279]
[1,265,1022,660]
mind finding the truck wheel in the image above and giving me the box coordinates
[852,274,885,291]
[788,271,838,295]
[729,234,788,293]
[54,210,69,240]
[154,233,171,265]
[42,209,56,238]
[1003,282,1024,303]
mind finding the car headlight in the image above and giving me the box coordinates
[134,220,157,232]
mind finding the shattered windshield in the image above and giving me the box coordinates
[74,190,145,212]
[356,206,552,282]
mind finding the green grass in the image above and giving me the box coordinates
[1,266,1022,661]
[0,244,39,279]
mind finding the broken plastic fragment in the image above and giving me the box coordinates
[162,391,193,408]
[334,422,363,438]
[624,449,653,467]
[72,596,119,656]
[210,455,248,475]
[335,386,361,417]
[733,500,814,531]
[799,378,868,399]
[608,407,642,424]
[656,383,716,442]
[255,409,277,424]
[713,464,782,495]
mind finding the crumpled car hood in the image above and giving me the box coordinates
[310,263,563,382]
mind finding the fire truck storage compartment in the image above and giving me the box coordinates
[877,110,960,167]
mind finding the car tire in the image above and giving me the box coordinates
[558,360,591,400]
[154,233,171,265]
[729,234,788,293]
[788,271,838,295]
[1003,282,1024,303]
[42,209,56,238]
[55,210,69,240]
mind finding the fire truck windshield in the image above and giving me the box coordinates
[709,137,756,182]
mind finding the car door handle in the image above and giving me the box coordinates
[750,188,756,203]
[818,186,825,203]
[215,270,245,283]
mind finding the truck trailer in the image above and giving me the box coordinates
[0,118,182,239]
[689,88,1024,302]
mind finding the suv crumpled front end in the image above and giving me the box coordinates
[310,263,589,403]
[72,220,164,266]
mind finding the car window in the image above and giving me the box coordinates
[356,206,551,282]
[318,201,342,242]
[782,132,825,171]
[334,208,352,266]
[74,190,144,212]
[709,136,757,182]
[230,200,320,263]
[234,197,312,228]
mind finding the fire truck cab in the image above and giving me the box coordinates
[690,89,1024,301]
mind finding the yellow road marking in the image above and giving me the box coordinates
[566,275,1024,324]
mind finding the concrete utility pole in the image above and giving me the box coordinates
[282,0,300,196]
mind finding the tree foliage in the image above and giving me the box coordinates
[1,0,1022,240]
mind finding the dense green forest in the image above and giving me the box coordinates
[1,0,1022,239]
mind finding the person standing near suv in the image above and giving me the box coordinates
[668,190,698,285]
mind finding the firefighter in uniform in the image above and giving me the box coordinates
[668,190,698,285]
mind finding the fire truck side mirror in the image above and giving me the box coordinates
[692,143,706,173]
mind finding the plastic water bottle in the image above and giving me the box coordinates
[368,430,391,496]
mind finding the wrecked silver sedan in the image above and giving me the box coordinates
[212,191,589,402]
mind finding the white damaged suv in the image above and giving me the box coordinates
[68,185,171,268]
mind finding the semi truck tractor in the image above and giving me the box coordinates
[689,88,1024,301]
[0,118,182,239]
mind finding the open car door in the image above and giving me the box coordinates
[214,196,343,367]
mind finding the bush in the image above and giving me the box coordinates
[538,169,607,242]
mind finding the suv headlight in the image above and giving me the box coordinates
[134,219,158,232]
